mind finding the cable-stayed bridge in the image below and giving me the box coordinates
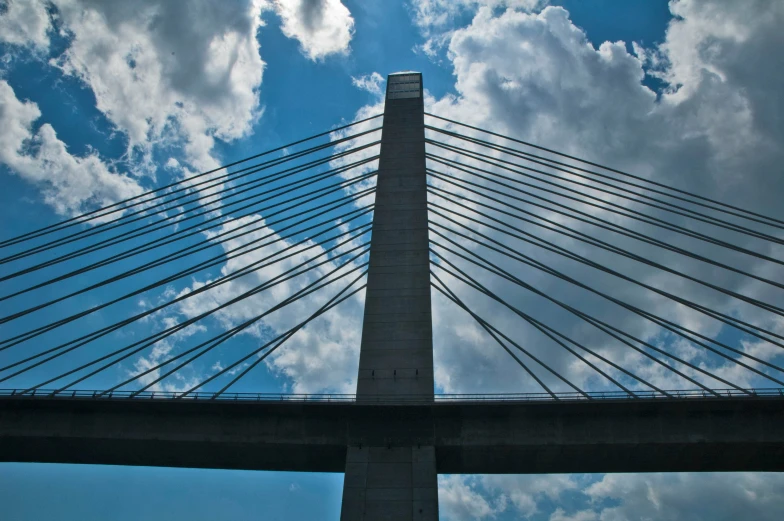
[2,72,784,520]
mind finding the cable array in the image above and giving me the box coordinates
[424,112,784,397]
[3,109,782,399]
[0,117,379,395]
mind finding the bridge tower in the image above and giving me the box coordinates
[340,72,438,520]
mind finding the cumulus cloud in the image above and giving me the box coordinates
[409,1,784,517]
[271,0,354,61]
[411,0,548,56]
[412,0,784,395]
[550,509,597,521]
[351,72,385,97]
[584,472,784,521]
[438,475,505,521]
[411,0,546,32]
[311,1,784,401]
[437,473,581,520]
[0,0,363,395]
[140,202,373,394]
[0,0,351,193]
[439,472,784,521]
[48,0,266,173]
[0,0,267,214]
[0,0,52,51]
[0,80,144,215]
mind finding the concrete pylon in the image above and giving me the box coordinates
[340,72,438,520]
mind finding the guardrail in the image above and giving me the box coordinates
[2,388,783,403]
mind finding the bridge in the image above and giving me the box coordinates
[3,390,784,475]
[2,72,784,520]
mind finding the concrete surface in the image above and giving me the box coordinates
[346,71,437,520]
[2,396,783,474]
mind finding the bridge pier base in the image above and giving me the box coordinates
[341,446,437,521]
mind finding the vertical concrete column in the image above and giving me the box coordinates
[340,73,438,520]
[356,72,433,399]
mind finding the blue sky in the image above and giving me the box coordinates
[2,0,784,520]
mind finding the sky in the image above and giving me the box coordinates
[1,0,784,520]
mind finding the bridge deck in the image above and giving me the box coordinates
[2,394,783,474]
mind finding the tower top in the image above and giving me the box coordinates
[386,71,421,100]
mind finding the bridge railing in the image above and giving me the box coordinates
[1,388,783,403]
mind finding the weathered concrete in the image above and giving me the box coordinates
[345,71,437,520]
[3,396,784,473]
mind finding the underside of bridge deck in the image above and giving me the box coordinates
[2,396,783,474]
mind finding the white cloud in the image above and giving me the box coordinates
[46,0,266,173]
[411,0,784,395]
[585,472,784,521]
[307,0,784,401]
[0,0,363,395]
[550,509,597,521]
[158,207,372,394]
[653,0,784,103]
[440,473,784,521]
[411,0,546,33]
[0,0,269,215]
[0,80,144,215]
[271,0,354,61]
[0,0,350,200]
[438,475,505,521]
[0,0,51,51]
[410,0,548,57]
[351,72,385,97]
[437,474,583,520]
[482,474,578,517]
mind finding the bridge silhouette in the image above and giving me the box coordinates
[2,72,784,520]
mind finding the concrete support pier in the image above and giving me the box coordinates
[340,72,438,520]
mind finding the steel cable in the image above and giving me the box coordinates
[427,125,784,232]
[429,274,557,398]
[430,251,726,395]
[0,211,373,355]
[427,154,784,266]
[1,113,382,247]
[0,192,374,325]
[428,168,784,290]
[62,259,370,395]
[0,232,371,377]
[0,186,375,305]
[427,182,784,317]
[201,275,367,398]
[427,200,784,350]
[432,270,662,397]
[425,112,784,228]
[2,136,379,261]
[0,167,378,283]
[432,270,640,397]
[5,242,370,390]
[430,230,784,388]
[429,218,784,378]
[1,144,378,267]
[427,143,784,247]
